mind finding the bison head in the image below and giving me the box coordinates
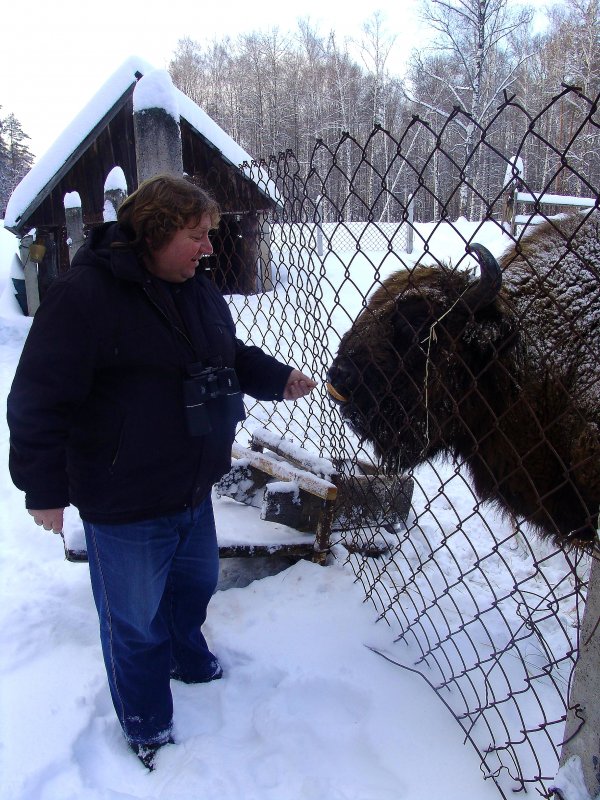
[327,226,600,549]
[327,245,512,473]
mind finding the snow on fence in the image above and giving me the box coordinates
[225,86,600,800]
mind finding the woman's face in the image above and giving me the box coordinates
[145,213,214,282]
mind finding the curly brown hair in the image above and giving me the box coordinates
[116,174,220,255]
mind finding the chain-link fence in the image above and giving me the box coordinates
[207,86,600,798]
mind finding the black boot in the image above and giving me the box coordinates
[170,658,223,684]
[131,737,174,770]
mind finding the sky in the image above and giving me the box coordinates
[1,0,420,161]
[1,0,559,163]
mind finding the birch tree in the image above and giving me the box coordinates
[509,0,600,198]
[355,12,404,218]
[406,0,532,217]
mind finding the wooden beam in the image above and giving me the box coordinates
[249,428,338,482]
[231,444,337,501]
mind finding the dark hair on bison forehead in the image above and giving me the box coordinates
[328,213,600,552]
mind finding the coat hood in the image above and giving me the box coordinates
[72,222,145,284]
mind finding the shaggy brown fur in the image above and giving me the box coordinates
[327,211,600,548]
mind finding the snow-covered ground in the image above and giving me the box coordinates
[0,218,590,800]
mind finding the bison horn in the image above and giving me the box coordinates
[326,382,348,403]
[463,243,502,311]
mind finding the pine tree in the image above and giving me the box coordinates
[4,114,34,187]
[0,110,35,214]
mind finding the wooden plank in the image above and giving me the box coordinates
[250,428,338,482]
[260,484,328,532]
[62,540,316,563]
[514,215,546,225]
[231,444,337,501]
[314,499,336,565]
[515,191,596,207]
[217,542,314,559]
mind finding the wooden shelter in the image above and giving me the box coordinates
[4,57,277,309]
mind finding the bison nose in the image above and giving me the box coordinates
[326,361,357,403]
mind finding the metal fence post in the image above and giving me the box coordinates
[315,194,323,257]
[406,198,414,254]
[556,553,600,798]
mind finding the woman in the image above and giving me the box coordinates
[7,174,316,769]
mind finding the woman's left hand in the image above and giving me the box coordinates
[283,369,317,400]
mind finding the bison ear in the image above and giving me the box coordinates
[459,302,517,357]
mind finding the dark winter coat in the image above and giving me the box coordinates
[7,222,293,523]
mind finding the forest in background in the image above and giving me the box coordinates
[2,0,598,223]
[169,0,600,221]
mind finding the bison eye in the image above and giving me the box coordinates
[392,299,435,340]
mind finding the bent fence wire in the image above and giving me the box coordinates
[212,86,600,798]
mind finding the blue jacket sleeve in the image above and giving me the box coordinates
[233,337,294,401]
[204,281,294,399]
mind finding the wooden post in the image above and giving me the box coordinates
[133,70,183,184]
[313,499,335,565]
[555,555,600,798]
[258,212,273,292]
[23,232,56,310]
[36,231,59,299]
[502,186,517,236]
[64,192,85,264]
[23,260,40,316]
[238,213,260,294]
[502,156,524,236]
[19,234,40,316]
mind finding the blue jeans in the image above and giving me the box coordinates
[83,497,220,746]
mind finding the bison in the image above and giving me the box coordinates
[326,210,600,548]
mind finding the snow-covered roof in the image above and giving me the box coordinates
[4,56,278,233]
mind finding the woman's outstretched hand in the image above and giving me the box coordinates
[283,369,317,400]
